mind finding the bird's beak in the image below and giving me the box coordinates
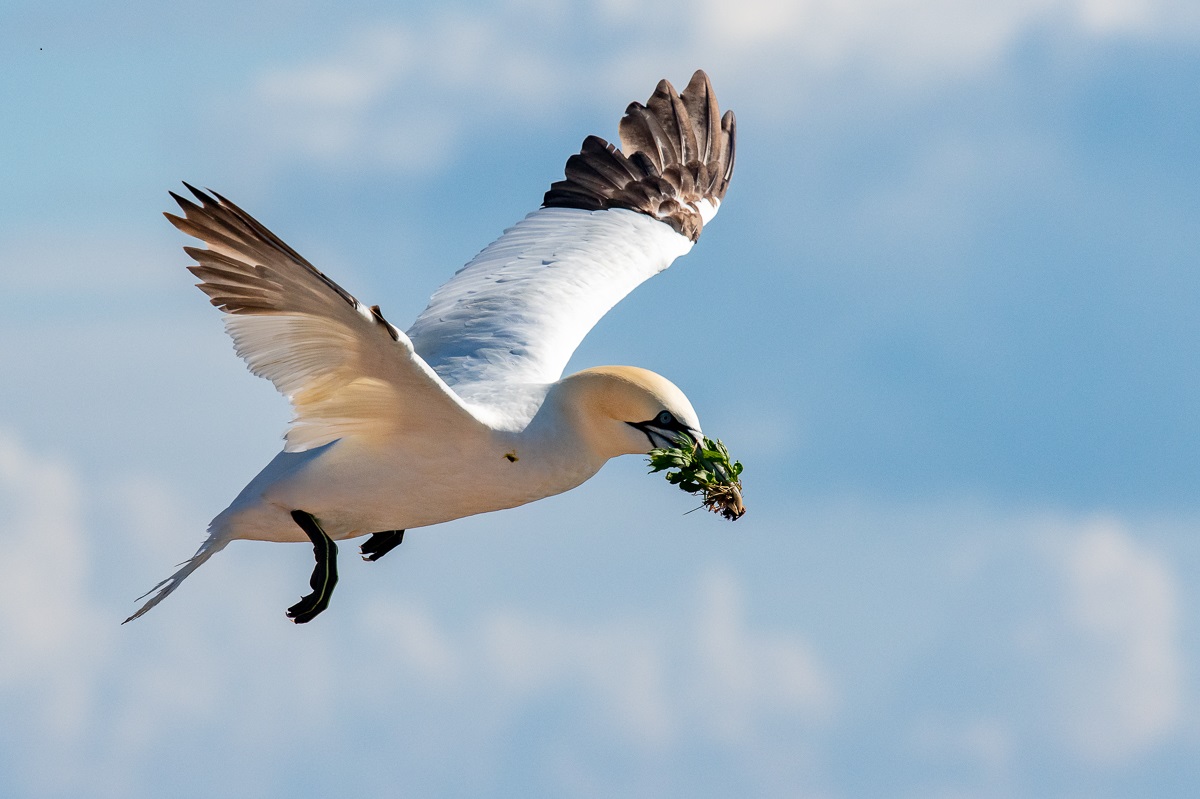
[627,419,703,452]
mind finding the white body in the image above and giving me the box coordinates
[214,394,603,543]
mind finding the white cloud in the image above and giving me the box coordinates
[0,430,301,795]
[357,597,464,687]
[232,0,1200,174]
[483,610,677,746]
[687,0,1200,66]
[1044,518,1183,763]
[356,567,832,751]
[1072,0,1197,33]
[910,716,1015,780]
[470,568,832,750]
[0,427,833,794]
[751,500,1190,779]
[689,569,833,741]
[0,434,1190,797]
[245,11,566,173]
[0,431,107,733]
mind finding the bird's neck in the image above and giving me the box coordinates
[522,376,641,463]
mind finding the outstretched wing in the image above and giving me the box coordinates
[167,185,485,452]
[407,70,736,397]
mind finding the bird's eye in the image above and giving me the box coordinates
[657,411,674,425]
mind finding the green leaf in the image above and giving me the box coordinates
[643,433,746,521]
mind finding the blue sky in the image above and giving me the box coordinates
[3,1,1200,796]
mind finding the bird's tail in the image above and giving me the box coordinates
[123,528,230,623]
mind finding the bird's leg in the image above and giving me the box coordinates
[360,530,404,562]
[286,510,338,624]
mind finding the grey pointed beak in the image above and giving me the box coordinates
[627,420,703,451]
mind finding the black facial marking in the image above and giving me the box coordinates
[627,411,693,449]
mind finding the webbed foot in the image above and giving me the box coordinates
[286,509,338,624]
[360,529,404,562]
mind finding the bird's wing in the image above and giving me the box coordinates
[167,185,486,452]
[407,70,736,395]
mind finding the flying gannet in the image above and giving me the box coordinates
[127,70,740,624]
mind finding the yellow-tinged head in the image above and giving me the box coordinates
[556,365,703,459]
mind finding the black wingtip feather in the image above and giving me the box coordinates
[166,182,373,321]
[168,190,202,216]
[181,181,219,207]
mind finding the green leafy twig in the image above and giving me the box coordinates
[648,435,746,521]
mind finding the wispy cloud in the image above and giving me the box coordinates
[0,428,1193,796]
[243,10,570,173]
[233,0,1200,173]
[0,429,830,794]
[905,511,1187,787]
[0,432,106,737]
[688,569,833,741]
[1040,518,1183,763]
[350,565,832,752]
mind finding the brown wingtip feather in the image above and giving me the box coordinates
[166,182,365,317]
[543,70,736,242]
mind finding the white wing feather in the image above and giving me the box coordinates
[407,206,693,395]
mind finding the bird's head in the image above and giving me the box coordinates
[558,365,702,459]
[554,365,745,521]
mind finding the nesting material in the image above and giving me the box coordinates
[648,435,745,521]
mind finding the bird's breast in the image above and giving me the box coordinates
[237,429,604,540]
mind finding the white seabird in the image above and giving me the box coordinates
[127,70,739,624]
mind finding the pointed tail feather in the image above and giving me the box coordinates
[123,531,229,623]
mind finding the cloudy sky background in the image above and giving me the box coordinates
[3,0,1200,796]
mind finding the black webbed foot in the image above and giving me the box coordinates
[286,510,338,624]
[360,529,404,562]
